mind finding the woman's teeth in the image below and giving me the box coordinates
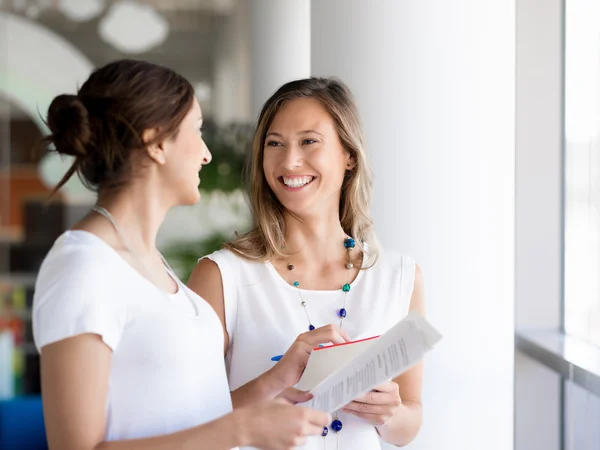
[282,176,314,188]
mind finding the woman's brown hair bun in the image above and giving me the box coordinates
[45,94,91,158]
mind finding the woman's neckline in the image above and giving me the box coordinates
[63,229,181,297]
[264,258,366,295]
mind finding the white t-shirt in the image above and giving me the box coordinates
[33,230,234,442]
[204,248,416,450]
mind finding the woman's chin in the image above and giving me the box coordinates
[280,201,316,218]
[179,189,202,206]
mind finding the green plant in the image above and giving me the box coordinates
[197,121,254,192]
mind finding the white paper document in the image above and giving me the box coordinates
[297,311,442,413]
[296,336,379,392]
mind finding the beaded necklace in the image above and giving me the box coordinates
[286,236,356,448]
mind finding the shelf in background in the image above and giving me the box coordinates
[0,273,37,288]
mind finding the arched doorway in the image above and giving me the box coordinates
[0,12,95,205]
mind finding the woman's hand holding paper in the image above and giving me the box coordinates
[266,324,351,391]
[342,381,402,426]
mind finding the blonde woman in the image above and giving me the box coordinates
[189,78,425,449]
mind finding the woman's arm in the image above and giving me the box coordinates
[342,264,426,447]
[41,333,330,450]
[188,259,284,406]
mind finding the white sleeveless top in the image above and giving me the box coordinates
[204,248,416,450]
[33,231,234,443]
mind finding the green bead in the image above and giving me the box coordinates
[342,283,351,292]
[293,281,300,287]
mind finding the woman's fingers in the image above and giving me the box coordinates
[279,387,313,404]
[299,324,351,346]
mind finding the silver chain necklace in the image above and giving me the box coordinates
[91,205,199,316]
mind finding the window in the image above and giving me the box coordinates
[564,0,600,347]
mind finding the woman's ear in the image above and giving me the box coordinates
[143,128,166,165]
[345,152,357,171]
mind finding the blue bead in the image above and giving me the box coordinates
[322,426,329,437]
[331,419,343,433]
[342,283,351,292]
[339,308,347,318]
[309,324,315,331]
[344,238,356,249]
[293,281,300,287]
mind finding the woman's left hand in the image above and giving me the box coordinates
[342,381,402,426]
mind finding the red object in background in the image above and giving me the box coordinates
[0,166,56,232]
[0,315,24,345]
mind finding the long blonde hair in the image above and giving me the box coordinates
[225,77,379,267]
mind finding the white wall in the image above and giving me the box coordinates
[213,0,310,125]
[212,0,252,125]
[515,0,564,448]
[311,1,515,448]
[515,0,564,331]
[249,0,310,119]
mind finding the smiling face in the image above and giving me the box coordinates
[262,97,354,217]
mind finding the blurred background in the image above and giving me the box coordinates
[0,0,599,449]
